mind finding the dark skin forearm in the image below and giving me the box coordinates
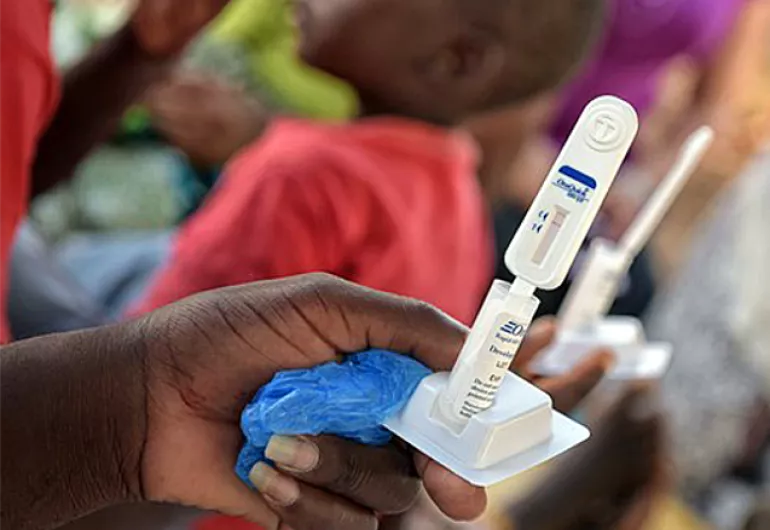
[0,324,147,530]
[31,25,173,198]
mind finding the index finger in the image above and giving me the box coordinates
[266,436,420,515]
[512,317,557,375]
[252,273,469,372]
[538,349,614,412]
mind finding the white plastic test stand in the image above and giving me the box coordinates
[536,127,714,382]
[537,314,674,381]
[539,239,674,381]
[385,96,639,486]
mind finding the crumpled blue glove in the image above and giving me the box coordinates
[236,349,432,484]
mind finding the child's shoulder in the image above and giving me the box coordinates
[225,116,477,191]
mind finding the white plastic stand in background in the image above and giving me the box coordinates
[534,316,672,381]
[540,127,714,383]
[384,372,589,486]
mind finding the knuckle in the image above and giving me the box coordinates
[331,452,373,494]
[305,271,341,285]
[300,272,345,297]
[398,297,445,335]
[378,476,420,514]
[291,493,375,530]
[330,448,418,514]
[408,298,440,321]
[329,505,377,530]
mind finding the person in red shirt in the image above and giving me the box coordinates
[0,0,231,343]
[133,0,607,327]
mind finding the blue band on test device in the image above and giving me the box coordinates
[558,165,597,189]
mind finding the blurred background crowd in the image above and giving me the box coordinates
[8,0,770,529]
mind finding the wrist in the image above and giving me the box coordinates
[37,326,148,504]
[51,323,150,505]
[85,321,150,504]
[1,323,149,528]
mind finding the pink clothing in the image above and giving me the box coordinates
[551,0,743,144]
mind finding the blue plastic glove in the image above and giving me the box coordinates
[236,349,432,483]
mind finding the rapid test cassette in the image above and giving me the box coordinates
[534,126,714,382]
[385,96,639,486]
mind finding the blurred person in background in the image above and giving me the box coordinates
[147,0,359,167]
[7,0,251,341]
[467,0,770,319]
[1,0,233,343]
[32,0,358,238]
[646,141,770,530]
[9,0,361,339]
[129,0,606,325]
[20,0,768,337]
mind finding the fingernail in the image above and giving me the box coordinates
[265,436,319,473]
[249,462,300,506]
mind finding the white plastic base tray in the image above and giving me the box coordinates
[384,372,589,487]
[534,317,672,381]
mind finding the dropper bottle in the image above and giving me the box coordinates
[436,279,539,432]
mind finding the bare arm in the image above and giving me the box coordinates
[597,0,770,240]
[31,0,232,198]
[31,26,172,197]
[0,324,146,530]
[639,0,770,185]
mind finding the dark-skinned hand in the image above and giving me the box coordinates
[131,0,231,58]
[137,274,487,530]
[513,317,614,413]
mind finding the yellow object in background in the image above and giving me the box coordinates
[644,496,714,530]
[482,466,542,530]
[210,0,358,120]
